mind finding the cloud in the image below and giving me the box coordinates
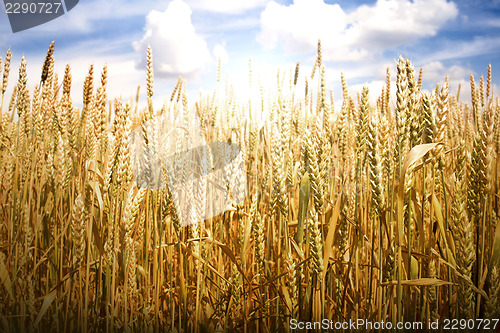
[492,84,500,102]
[258,0,348,57]
[1,49,143,111]
[133,0,211,80]
[348,0,458,48]
[185,0,268,14]
[423,36,500,62]
[258,0,459,61]
[418,60,475,104]
[421,61,473,84]
[483,19,500,28]
[15,0,160,33]
[348,80,386,105]
[213,43,228,63]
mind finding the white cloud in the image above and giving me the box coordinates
[258,0,348,57]
[424,36,500,62]
[198,16,261,32]
[21,0,160,33]
[416,60,476,104]
[484,19,500,28]
[185,0,268,14]
[258,0,459,61]
[1,50,143,111]
[213,43,228,64]
[348,80,386,105]
[421,61,473,84]
[348,0,458,48]
[492,84,500,103]
[133,0,211,80]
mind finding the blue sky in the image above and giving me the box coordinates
[1,0,499,109]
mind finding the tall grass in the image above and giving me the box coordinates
[0,41,499,332]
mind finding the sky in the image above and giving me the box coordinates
[0,0,500,110]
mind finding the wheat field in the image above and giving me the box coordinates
[0,41,499,332]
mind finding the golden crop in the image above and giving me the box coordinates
[0,41,498,332]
